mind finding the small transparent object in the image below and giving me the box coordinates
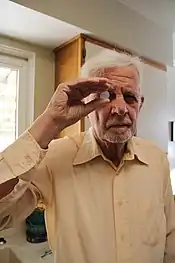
[100,91,110,99]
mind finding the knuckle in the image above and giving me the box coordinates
[58,83,66,89]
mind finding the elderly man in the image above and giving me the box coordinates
[0,50,174,263]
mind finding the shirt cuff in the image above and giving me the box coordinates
[1,131,47,180]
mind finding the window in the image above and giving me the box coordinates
[0,66,18,151]
[0,48,35,151]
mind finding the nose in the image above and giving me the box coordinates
[111,96,128,116]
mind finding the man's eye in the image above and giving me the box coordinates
[100,91,137,103]
[124,94,137,103]
[109,91,116,101]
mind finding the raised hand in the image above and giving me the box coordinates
[46,77,110,131]
[29,77,110,148]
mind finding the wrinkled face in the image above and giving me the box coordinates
[88,66,144,143]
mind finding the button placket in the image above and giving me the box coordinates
[113,168,133,263]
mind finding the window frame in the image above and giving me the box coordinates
[0,44,35,138]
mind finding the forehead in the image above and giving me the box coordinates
[103,66,139,90]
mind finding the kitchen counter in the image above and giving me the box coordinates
[0,223,53,263]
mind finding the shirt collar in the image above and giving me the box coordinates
[73,128,149,166]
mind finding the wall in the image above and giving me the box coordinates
[12,0,173,65]
[0,36,55,119]
[167,66,175,173]
[137,64,168,151]
[167,66,175,122]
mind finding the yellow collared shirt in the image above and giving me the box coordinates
[0,128,175,263]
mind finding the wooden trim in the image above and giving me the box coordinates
[77,36,85,75]
[77,37,86,132]
[54,35,82,53]
[81,34,166,71]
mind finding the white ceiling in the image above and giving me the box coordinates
[0,0,88,49]
[117,0,175,31]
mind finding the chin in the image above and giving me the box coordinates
[103,130,133,144]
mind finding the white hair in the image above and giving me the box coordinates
[81,49,143,88]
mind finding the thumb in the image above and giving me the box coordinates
[83,98,110,116]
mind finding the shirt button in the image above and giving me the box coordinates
[116,200,124,207]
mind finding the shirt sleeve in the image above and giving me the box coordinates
[163,153,175,263]
[0,131,47,183]
[0,131,51,230]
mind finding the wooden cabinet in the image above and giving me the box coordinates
[54,35,85,137]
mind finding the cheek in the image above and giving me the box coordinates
[93,105,111,127]
[127,105,139,121]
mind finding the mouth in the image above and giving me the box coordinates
[107,124,131,129]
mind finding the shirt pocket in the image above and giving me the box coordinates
[140,201,166,246]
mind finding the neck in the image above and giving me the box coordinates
[94,133,127,166]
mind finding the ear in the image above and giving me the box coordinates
[139,96,144,111]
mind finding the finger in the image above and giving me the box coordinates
[67,85,111,105]
[58,77,111,93]
[68,78,110,94]
[68,77,109,87]
[75,77,110,91]
[82,98,110,116]
[61,77,112,103]
[69,82,111,100]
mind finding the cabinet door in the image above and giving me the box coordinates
[55,36,85,137]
